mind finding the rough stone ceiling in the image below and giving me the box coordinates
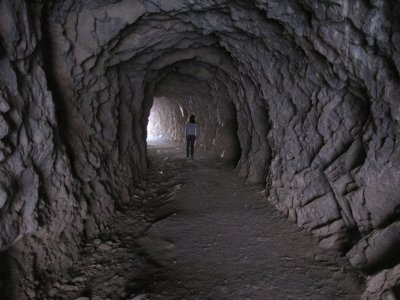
[0,0,400,298]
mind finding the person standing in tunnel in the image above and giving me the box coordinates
[185,114,198,159]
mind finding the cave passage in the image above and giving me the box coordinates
[144,64,243,164]
[0,1,400,299]
[145,71,242,164]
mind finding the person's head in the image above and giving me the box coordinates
[189,114,196,123]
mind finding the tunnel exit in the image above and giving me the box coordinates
[146,70,242,164]
[146,98,164,141]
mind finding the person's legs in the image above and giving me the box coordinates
[186,136,190,158]
[190,136,196,158]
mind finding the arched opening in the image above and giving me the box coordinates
[145,64,242,164]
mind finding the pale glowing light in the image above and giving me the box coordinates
[147,108,162,141]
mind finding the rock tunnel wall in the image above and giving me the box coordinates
[0,0,399,298]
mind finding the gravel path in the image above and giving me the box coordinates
[43,140,364,300]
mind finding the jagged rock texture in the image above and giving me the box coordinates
[0,0,399,298]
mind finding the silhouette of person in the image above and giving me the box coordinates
[185,114,198,159]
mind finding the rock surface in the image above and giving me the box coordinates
[0,0,399,298]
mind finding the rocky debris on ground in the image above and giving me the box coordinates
[39,142,365,299]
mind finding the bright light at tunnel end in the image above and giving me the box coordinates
[147,106,164,141]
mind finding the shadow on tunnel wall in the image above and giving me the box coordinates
[0,250,14,300]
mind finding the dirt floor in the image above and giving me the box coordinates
[43,140,365,300]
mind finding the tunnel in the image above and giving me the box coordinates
[0,0,399,299]
[144,61,242,163]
